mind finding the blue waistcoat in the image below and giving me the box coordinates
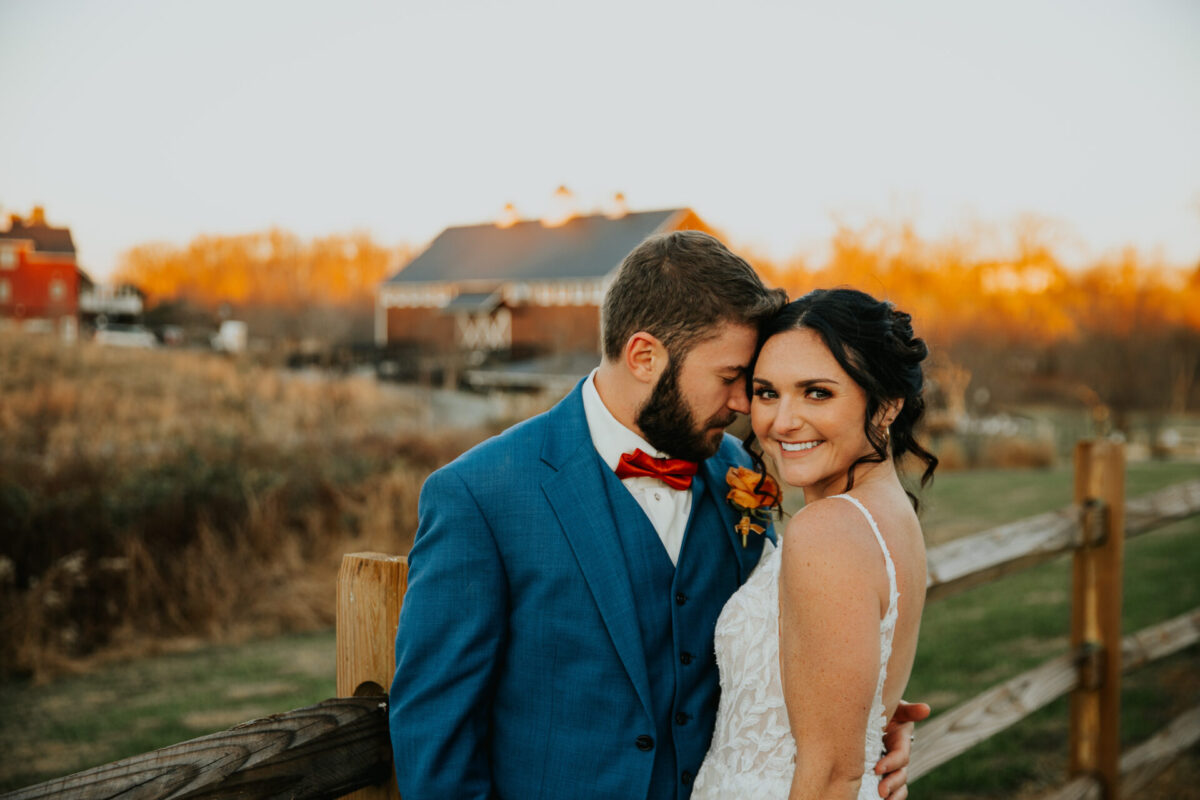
[602,461,743,799]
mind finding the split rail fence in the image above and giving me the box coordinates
[4,440,1199,800]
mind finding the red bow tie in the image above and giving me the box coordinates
[614,448,699,490]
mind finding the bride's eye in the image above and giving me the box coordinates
[752,386,777,400]
[805,387,833,400]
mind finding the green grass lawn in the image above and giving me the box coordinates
[1,460,1197,795]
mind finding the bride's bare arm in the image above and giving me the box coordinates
[779,501,889,800]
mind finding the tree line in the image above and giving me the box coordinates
[114,219,1200,423]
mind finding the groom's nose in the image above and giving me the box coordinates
[726,380,751,415]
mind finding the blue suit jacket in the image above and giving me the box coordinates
[388,382,771,799]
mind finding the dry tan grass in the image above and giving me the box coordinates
[0,331,489,680]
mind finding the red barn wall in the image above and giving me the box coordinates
[386,307,455,350]
[511,305,600,354]
[0,250,78,319]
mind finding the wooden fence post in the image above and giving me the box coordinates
[1068,440,1125,798]
[337,552,408,800]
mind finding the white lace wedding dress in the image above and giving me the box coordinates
[692,494,899,800]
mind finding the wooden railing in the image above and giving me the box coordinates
[1,697,392,800]
[3,440,1198,800]
[912,441,1200,799]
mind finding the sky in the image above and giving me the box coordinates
[2,0,1198,280]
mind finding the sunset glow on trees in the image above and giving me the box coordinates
[110,219,1199,419]
[114,230,408,311]
[746,219,1199,348]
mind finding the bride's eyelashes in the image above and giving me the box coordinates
[751,383,836,402]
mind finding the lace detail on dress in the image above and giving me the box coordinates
[692,495,900,800]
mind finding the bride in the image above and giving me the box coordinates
[693,289,937,800]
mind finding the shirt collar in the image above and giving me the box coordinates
[581,368,669,472]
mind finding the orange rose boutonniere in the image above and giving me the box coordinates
[725,466,782,547]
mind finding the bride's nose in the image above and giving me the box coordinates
[772,397,803,435]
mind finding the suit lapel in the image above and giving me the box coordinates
[541,384,654,720]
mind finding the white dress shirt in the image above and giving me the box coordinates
[582,369,692,565]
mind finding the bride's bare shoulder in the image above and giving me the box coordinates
[781,497,879,570]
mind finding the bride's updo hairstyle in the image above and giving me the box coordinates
[749,287,938,507]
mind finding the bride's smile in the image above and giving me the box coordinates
[778,440,822,452]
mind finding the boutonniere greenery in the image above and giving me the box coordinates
[725,466,782,547]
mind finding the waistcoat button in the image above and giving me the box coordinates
[680,651,693,665]
[682,770,694,785]
[675,591,687,605]
[675,711,690,725]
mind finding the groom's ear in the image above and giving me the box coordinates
[624,331,668,385]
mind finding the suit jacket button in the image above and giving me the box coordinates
[680,651,693,665]
[635,735,655,751]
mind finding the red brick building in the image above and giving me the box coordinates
[377,206,713,384]
[0,207,83,337]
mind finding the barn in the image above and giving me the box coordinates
[376,205,713,387]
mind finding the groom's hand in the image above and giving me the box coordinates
[874,700,932,800]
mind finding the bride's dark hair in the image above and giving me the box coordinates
[745,287,938,509]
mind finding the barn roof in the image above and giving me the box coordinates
[385,209,687,285]
[0,218,76,254]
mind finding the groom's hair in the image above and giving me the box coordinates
[602,230,785,362]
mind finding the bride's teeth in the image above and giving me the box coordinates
[780,441,820,452]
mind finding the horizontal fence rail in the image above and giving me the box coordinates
[1040,703,1200,800]
[925,478,1200,602]
[1124,478,1200,537]
[908,607,1200,781]
[925,505,1086,602]
[0,697,390,800]
[1116,703,1200,796]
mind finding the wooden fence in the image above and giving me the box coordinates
[4,440,1198,800]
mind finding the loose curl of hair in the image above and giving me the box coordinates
[745,288,939,510]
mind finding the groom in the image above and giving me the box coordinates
[389,231,926,799]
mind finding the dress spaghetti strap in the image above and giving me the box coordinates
[831,494,899,623]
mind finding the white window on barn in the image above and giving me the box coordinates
[445,290,510,352]
[0,248,15,270]
[457,308,512,351]
[49,279,66,302]
[0,278,10,302]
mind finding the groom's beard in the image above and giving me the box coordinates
[637,358,738,463]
